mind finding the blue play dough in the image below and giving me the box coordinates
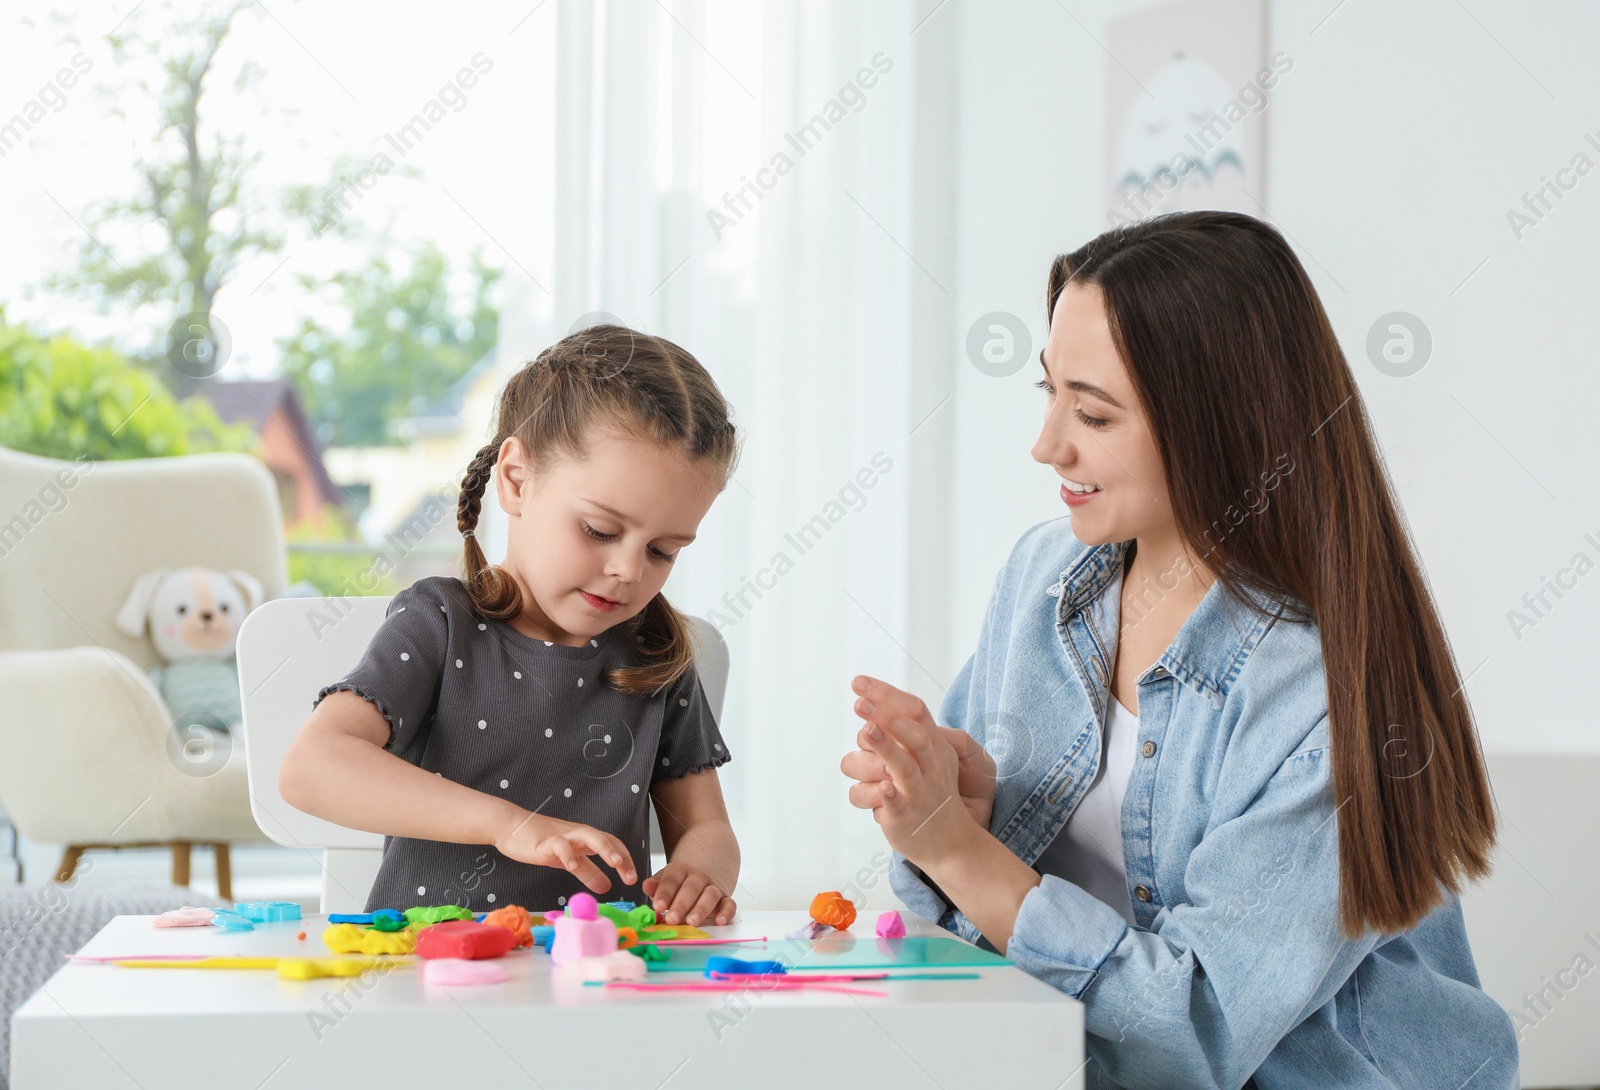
[705,956,787,977]
[328,912,373,925]
[234,901,301,923]
[531,925,556,949]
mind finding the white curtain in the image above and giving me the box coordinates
[509,0,961,908]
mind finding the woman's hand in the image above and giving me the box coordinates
[642,862,737,927]
[842,674,984,869]
[494,811,638,895]
[840,676,999,832]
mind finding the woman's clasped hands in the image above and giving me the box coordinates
[839,674,1000,869]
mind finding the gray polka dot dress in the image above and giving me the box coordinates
[312,576,730,913]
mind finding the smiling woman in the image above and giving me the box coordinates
[841,210,1516,1089]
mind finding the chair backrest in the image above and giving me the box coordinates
[236,595,731,854]
[0,446,286,665]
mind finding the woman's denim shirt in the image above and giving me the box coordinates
[890,517,1518,1089]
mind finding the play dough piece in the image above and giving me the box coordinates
[875,910,906,938]
[596,902,656,931]
[328,912,373,925]
[531,925,556,949]
[641,923,710,940]
[322,923,418,955]
[809,891,857,930]
[415,920,518,960]
[276,957,402,980]
[234,901,301,923]
[424,958,509,986]
[404,905,475,929]
[153,907,216,928]
[556,950,649,982]
[550,893,618,964]
[370,908,407,931]
[704,956,787,978]
[627,942,671,963]
[481,905,535,948]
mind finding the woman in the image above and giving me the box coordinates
[841,211,1517,1089]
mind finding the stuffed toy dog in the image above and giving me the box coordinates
[115,567,264,731]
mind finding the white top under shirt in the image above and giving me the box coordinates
[1032,694,1140,927]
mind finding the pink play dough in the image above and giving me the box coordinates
[423,958,509,986]
[555,950,648,982]
[874,910,906,938]
[153,907,217,928]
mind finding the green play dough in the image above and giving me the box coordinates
[371,909,407,932]
[403,905,475,929]
[596,903,657,930]
[626,942,671,962]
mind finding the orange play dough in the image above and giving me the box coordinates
[809,891,857,929]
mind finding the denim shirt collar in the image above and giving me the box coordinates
[1046,538,1287,712]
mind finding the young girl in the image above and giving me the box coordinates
[281,325,742,928]
[841,212,1517,1087]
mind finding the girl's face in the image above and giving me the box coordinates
[495,427,724,646]
[1031,282,1175,547]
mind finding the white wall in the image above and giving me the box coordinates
[943,0,1600,755]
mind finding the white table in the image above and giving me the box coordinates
[11,909,1084,1089]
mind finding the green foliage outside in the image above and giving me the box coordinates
[278,243,501,448]
[0,311,252,460]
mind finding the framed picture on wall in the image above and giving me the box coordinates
[1103,0,1288,227]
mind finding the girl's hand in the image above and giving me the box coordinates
[844,674,984,869]
[840,675,999,832]
[642,862,736,927]
[493,811,638,895]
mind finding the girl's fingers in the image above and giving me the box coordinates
[649,867,684,913]
[711,896,737,926]
[666,874,709,924]
[688,884,724,928]
[549,836,613,894]
[640,875,660,899]
[572,827,638,885]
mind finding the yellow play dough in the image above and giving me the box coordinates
[322,923,417,955]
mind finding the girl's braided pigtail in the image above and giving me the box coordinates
[458,439,522,619]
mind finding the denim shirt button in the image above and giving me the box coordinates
[1142,740,1157,758]
[1134,885,1152,902]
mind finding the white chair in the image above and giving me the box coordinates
[0,447,280,900]
[235,595,730,913]
[1459,752,1600,1090]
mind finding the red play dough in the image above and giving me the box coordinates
[414,920,519,960]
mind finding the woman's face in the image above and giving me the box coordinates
[1031,281,1175,548]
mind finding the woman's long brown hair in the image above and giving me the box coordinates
[1049,211,1496,939]
[456,324,739,695]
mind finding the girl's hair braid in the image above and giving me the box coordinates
[458,439,521,615]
